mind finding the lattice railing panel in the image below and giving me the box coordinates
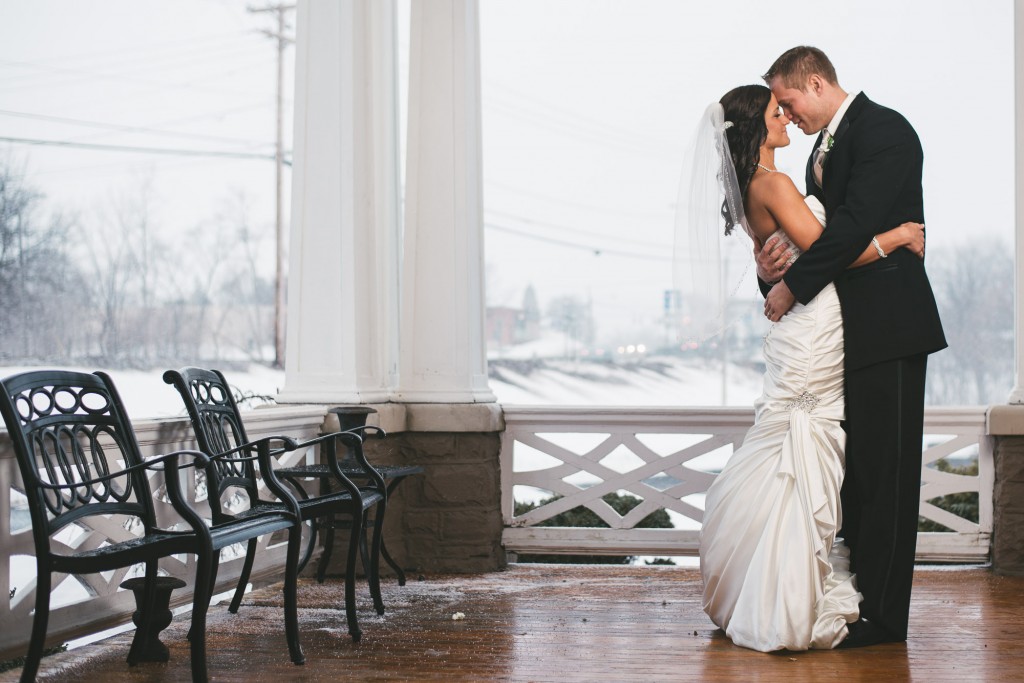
[501,406,991,562]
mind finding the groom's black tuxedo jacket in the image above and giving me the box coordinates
[775,92,946,370]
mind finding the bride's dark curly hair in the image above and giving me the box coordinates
[719,84,772,234]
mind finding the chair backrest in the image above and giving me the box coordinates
[163,367,258,519]
[0,370,159,554]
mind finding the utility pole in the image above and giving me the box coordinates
[249,3,294,368]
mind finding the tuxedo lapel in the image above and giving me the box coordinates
[805,132,822,194]
[818,93,869,193]
[830,92,869,147]
[831,117,852,147]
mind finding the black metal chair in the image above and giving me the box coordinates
[163,367,388,642]
[0,369,305,682]
[279,406,423,586]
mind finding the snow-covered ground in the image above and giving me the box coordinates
[490,355,762,407]
[1,353,763,418]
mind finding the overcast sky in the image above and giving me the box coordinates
[478,0,1015,347]
[1,0,1014,350]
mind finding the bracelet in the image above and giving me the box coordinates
[871,237,888,259]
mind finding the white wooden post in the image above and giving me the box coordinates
[278,0,401,404]
[1011,3,1024,403]
[397,0,494,403]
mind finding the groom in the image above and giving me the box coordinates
[755,47,946,647]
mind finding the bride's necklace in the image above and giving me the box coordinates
[757,163,778,173]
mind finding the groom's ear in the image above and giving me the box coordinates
[807,74,825,95]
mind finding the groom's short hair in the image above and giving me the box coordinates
[763,46,839,89]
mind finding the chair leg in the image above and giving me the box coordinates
[284,526,305,665]
[19,565,51,683]
[316,520,337,584]
[229,538,258,613]
[379,539,407,587]
[282,479,318,574]
[358,518,371,579]
[188,550,221,642]
[190,549,214,683]
[368,500,386,616]
[296,516,318,574]
[343,509,363,642]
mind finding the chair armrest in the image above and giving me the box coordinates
[272,429,385,500]
[207,431,362,460]
[160,451,218,541]
[200,434,307,520]
[206,435,297,460]
[283,430,363,452]
[248,438,303,520]
[321,432,388,497]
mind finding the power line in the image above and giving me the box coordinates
[486,208,670,251]
[487,82,678,153]
[0,41,264,89]
[486,222,671,261]
[0,109,274,149]
[63,100,276,148]
[0,30,252,75]
[0,135,286,163]
[486,180,674,221]
[484,86,683,160]
[0,56,281,103]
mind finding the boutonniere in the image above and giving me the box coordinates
[817,132,834,153]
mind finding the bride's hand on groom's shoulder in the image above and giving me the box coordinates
[755,232,792,284]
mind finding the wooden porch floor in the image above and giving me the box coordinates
[5,563,1023,682]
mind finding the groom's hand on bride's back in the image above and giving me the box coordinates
[755,233,793,284]
[902,222,926,259]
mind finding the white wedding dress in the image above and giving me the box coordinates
[699,196,861,651]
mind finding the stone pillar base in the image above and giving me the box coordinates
[989,406,1024,575]
[316,403,506,577]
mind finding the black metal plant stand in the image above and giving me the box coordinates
[120,576,187,663]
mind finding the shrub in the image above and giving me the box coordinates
[513,492,673,564]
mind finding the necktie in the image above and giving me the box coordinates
[813,132,834,187]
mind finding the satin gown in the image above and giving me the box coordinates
[699,197,861,652]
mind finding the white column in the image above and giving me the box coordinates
[397,0,495,403]
[278,0,401,404]
[1012,1,1024,404]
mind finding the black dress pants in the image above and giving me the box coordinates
[839,353,928,640]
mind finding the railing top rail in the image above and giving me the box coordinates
[501,405,989,431]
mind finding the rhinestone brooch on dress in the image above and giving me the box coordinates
[786,391,820,412]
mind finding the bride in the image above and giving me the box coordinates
[687,85,925,652]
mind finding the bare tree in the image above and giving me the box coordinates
[0,157,87,361]
[212,191,274,362]
[78,179,170,366]
[926,240,1013,405]
[156,216,230,362]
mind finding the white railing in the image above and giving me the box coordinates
[500,406,992,563]
[0,405,328,660]
[1,403,994,660]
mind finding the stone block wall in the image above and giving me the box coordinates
[314,404,506,579]
[988,405,1024,576]
[390,432,504,573]
[992,434,1024,576]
